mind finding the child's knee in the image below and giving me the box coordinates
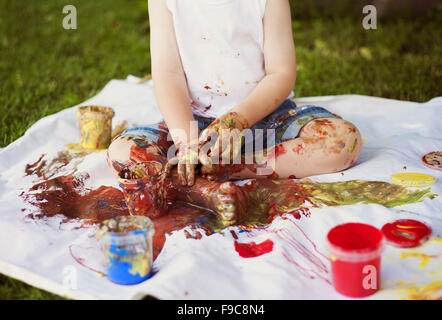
[106,135,132,173]
[330,120,362,170]
[299,117,345,139]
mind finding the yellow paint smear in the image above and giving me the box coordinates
[401,252,436,268]
[396,224,427,230]
[391,173,436,188]
[403,280,442,300]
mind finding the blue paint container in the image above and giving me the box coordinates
[98,216,154,285]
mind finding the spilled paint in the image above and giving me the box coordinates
[274,217,331,284]
[380,280,442,300]
[401,252,440,268]
[21,173,130,225]
[25,150,87,180]
[20,173,219,260]
[20,169,437,262]
[403,280,442,300]
[234,239,274,258]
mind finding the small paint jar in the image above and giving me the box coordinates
[77,106,115,149]
[327,223,383,298]
[98,216,154,285]
[118,178,161,218]
[118,161,167,218]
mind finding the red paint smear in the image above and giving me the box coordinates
[293,143,304,154]
[276,217,331,284]
[130,145,163,163]
[25,154,46,176]
[275,144,287,158]
[265,203,312,223]
[269,144,287,160]
[234,239,274,258]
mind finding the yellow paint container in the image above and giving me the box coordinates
[77,106,115,149]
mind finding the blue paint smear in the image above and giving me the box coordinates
[107,257,152,285]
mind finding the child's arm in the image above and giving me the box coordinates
[149,0,195,145]
[149,0,198,186]
[230,0,296,126]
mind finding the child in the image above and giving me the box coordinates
[107,0,362,225]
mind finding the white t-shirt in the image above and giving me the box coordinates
[166,0,267,117]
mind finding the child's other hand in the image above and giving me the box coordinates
[168,140,199,186]
[198,112,248,172]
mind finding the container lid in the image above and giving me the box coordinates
[422,151,442,171]
[381,219,432,248]
[97,216,154,245]
[391,173,436,187]
[77,105,115,119]
[327,223,383,262]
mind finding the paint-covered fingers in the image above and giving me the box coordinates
[176,163,196,186]
[186,163,196,187]
[177,163,186,186]
[198,128,217,163]
[173,140,199,186]
[198,127,216,148]
[219,129,243,163]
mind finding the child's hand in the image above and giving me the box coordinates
[168,140,199,186]
[198,112,249,174]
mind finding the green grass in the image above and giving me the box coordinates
[0,0,441,299]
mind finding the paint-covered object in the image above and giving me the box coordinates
[381,219,432,248]
[77,106,114,149]
[327,223,383,297]
[98,216,154,285]
[118,161,172,218]
[422,151,442,171]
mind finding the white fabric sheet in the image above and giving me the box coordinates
[0,76,441,300]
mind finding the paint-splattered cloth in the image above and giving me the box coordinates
[0,76,441,300]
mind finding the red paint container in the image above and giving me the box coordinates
[327,223,383,298]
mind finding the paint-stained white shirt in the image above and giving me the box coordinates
[166,0,267,117]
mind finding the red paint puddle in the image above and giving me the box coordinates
[234,239,274,258]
